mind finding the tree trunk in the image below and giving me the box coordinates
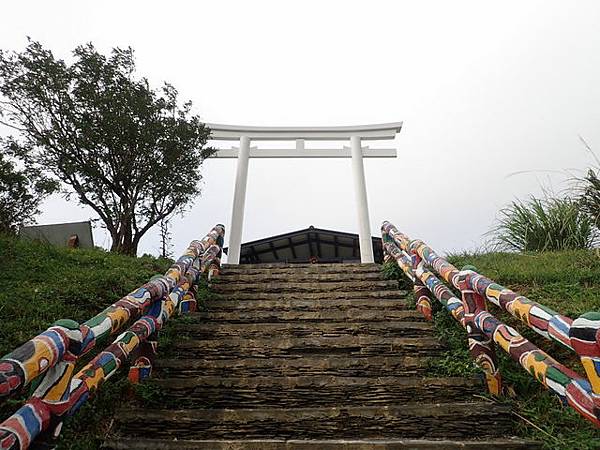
[120,241,138,256]
[109,222,138,256]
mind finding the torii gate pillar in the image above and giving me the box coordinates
[208,123,403,264]
[227,135,250,265]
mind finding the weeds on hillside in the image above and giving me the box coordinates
[387,250,600,449]
[491,196,597,252]
[448,250,600,316]
[427,311,479,378]
[381,260,414,291]
[491,140,600,253]
[576,168,600,229]
[0,234,171,448]
[57,378,132,450]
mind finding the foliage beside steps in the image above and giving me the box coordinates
[384,249,600,449]
[0,233,171,449]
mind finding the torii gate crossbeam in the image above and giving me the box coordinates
[208,122,403,264]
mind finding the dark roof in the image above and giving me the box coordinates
[225,226,383,264]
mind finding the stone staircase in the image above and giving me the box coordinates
[104,263,538,449]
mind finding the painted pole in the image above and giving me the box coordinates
[350,135,374,263]
[227,135,250,264]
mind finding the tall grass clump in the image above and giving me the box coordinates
[492,196,597,252]
[577,168,600,228]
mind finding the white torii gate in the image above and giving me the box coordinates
[208,122,403,264]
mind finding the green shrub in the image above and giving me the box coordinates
[491,196,597,252]
[381,259,413,290]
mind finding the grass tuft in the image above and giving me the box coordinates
[491,196,597,252]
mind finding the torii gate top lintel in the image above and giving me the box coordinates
[207,122,403,141]
[211,122,403,264]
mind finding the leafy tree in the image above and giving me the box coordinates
[0,40,213,255]
[0,145,58,234]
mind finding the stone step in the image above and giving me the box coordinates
[104,261,539,450]
[169,336,443,359]
[104,438,541,450]
[149,376,483,409]
[155,355,431,378]
[213,290,409,301]
[221,263,381,272]
[192,309,425,323]
[211,280,399,294]
[171,321,434,339]
[215,272,385,283]
[204,298,412,312]
[114,403,515,440]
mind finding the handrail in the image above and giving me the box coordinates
[383,222,577,350]
[381,220,600,427]
[0,224,225,449]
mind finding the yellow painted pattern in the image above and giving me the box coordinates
[165,268,181,283]
[118,333,140,357]
[164,300,175,318]
[450,305,464,323]
[43,363,75,401]
[82,363,106,390]
[582,357,600,393]
[108,308,130,333]
[22,339,59,383]
[484,372,502,396]
[493,328,513,354]
[486,285,502,303]
[522,351,550,385]
[509,298,533,325]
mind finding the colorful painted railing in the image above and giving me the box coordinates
[381,221,600,427]
[0,224,225,450]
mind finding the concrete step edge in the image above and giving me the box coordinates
[151,376,481,389]
[103,438,541,450]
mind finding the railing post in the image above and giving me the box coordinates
[207,256,221,283]
[410,251,434,322]
[458,267,501,395]
[179,289,198,314]
[128,337,158,384]
[570,312,600,417]
[383,247,392,264]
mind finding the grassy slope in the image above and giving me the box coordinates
[441,250,600,448]
[0,234,170,449]
[2,235,600,447]
[449,250,600,317]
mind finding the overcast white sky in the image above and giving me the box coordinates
[2,1,600,258]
